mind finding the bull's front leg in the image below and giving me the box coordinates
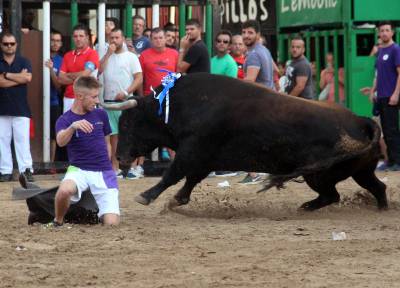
[170,172,210,207]
[134,159,185,205]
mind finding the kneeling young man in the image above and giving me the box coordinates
[50,76,119,226]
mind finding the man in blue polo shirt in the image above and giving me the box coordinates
[0,32,34,182]
[45,30,63,163]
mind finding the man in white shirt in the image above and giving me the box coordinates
[100,28,143,178]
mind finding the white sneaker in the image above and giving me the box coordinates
[135,165,144,178]
[116,169,124,179]
[126,168,140,180]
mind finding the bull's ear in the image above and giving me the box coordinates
[100,99,138,110]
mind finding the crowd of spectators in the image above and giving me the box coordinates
[0,16,395,184]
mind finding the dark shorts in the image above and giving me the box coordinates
[50,105,62,140]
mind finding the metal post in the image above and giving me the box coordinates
[323,31,329,58]
[343,27,349,108]
[152,0,160,28]
[0,0,3,33]
[10,0,22,48]
[277,34,284,64]
[98,1,106,56]
[71,0,78,49]
[206,0,213,56]
[333,30,339,103]
[125,0,133,38]
[179,0,186,41]
[305,31,311,60]
[42,1,51,162]
[314,32,321,95]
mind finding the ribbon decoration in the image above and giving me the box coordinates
[154,69,181,123]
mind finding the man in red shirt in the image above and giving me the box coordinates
[140,27,178,160]
[140,27,179,96]
[230,34,246,79]
[58,24,99,112]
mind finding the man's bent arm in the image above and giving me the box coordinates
[105,135,111,160]
[389,66,400,105]
[56,126,76,147]
[58,69,93,85]
[243,66,260,83]
[127,72,143,95]
[177,49,190,73]
[0,74,19,87]
[6,72,32,84]
[288,76,307,96]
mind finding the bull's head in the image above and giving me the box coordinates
[101,93,176,168]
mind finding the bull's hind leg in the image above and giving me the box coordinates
[301,174,340,211]
[352,169,388,209]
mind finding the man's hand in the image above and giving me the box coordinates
[389,93,399,106]
[106,43,116,55]
[367,88,377,103]
[71,120,93,134]
[44,59,53,69]
[179,35,191,51]
[125,38,136,54]
[115,91,127,101]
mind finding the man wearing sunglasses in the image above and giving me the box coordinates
[211,30,238,78]
[0,32,34,182]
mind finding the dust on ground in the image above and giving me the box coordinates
[1,172,400,288]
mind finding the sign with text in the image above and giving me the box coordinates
[219,0,276,34]
[278,0,342,27]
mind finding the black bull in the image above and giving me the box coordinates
[107,73,388,211]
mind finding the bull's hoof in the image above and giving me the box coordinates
[134,194,152,205]
[300,197,339,211]
[174,195,190,206]
[166,197,190,210]
[378,201,389,210]
[377,195,389,210]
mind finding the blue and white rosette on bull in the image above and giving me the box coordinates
[152,69,181,124]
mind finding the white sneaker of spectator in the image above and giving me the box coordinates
[116,169,124,179]
[135,165,144,178]
[126,167,141,180]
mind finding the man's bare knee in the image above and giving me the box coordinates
[101,213,120,225]
[56,180,77,199]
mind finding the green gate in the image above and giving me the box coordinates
[277,0,400,116]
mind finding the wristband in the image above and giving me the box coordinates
[122,90,129,97]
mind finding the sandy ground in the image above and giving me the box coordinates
[1,171,400,288]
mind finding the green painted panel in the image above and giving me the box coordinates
[354,0,400,21]
[347,29,376,117]
[348,56,375,117]
[278,0,342,27]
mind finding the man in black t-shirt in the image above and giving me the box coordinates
[177,18,210,74]
[284,35,314,99]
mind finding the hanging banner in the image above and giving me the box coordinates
[219,0,276,34]
[278,0,343,27]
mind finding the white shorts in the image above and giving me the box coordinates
[63,166,120,217]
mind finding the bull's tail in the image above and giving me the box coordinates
[258,117,381,193]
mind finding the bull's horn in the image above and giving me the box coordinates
[100,99,138,110]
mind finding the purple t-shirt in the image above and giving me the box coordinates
[376,43,400,98]
[55,108,112,171]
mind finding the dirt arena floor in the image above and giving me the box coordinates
[1,171,400,288]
